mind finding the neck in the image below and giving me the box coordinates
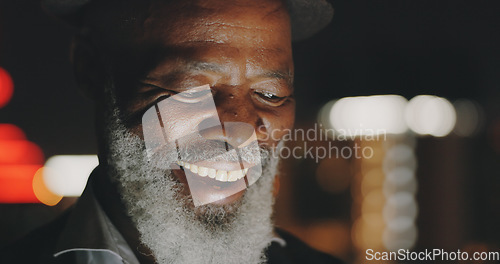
[92,166,157,264]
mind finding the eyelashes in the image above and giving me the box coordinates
[253,90,289,106]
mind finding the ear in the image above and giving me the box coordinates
[70,33,108,101]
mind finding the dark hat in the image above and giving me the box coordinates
[42,0,333,41]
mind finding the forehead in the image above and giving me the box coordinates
[140,0,292,74]
[86,0,293,84]
[141,0,291,47]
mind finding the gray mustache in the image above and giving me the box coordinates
[178,140,266,164]
[147,139,271,168]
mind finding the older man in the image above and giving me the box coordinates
[1,0,343,263]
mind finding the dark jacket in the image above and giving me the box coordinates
[1,214,344,264]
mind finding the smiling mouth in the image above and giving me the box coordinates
[176,160,249,182]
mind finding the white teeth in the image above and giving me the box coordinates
[208,168,216,179]
[189,164,198,173]
[227,171,238,182]
[216,170,228,182]
[198,167,208,177]
[228,170,243,182]
[178,161,249,182]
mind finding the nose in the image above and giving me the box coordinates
[198,91,264,149]
[198,118,256,149]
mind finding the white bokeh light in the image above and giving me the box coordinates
[44,155,98,196]
[328,95,408,138]
[405,95,456,137]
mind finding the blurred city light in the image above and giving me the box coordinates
[351,136,418,256]
[0,165,42,203]
[317,99,337,139]
[319,94,481,257]
[0,140,44,164]
[0,124,25,140]
[32,167,63,206]
[321,94,464,138]
[0,69,47,204]
[405,95,456,137]
[44,155,98,196]
[0,67,13,108]
[328,95,408,137]
[0,138,44,203]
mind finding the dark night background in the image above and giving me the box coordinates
[1,0,499,261]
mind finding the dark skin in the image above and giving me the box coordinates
[74,0,294,262]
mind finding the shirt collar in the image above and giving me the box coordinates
[53,170,140,264]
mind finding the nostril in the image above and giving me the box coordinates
[198,118,225,141]
[222,122,256,149]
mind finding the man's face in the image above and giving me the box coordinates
[105,0,295,205]
[90,1,294,262]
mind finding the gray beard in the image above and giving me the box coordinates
[103,100,280,264]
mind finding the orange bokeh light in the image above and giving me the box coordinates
[32,167,63,206]
[0,67,14,108]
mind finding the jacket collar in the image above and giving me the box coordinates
[53,168,139,264]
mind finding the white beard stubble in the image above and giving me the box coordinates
[103,89,281,264]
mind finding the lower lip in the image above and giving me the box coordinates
[210,189,246,205]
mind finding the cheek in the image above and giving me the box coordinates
[137,105,201,151]
[260,103,295,143]
[161,114,200,141]
[141,95,221,144]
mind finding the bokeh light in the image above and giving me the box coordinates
[0,67,14,108]
[32,167,63,206]
[44,155,98,196]
[0,124,26,140]
[405,95,456,137]
[0,140,44,164]
[329,95,408,137]
[0,123,45,203]
[322,94,460,138]
[0,165,41,203]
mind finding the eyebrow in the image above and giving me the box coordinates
[183,61,225,73]
[144,60,292,85]
[175,60,291,81]
[258,70,292,80]
[143,60,224,83]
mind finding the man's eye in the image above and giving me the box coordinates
[179,90,205,98]
[174,89,212,103]
[254,91,287,106]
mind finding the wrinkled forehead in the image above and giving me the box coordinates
[142,0,291,46]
